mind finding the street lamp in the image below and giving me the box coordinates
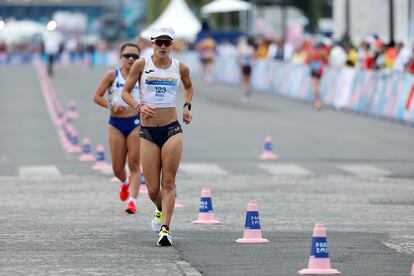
[46,20,57,31]
[389,0,394,44]
[344,0,350,41]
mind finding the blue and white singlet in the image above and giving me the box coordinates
[107,68,140,108]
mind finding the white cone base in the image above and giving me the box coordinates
[78,154,95,161]
[236,238,269,243]
[192,219,221,224]
[174,201,184,208]
[298,268,341,275]
[92,162,111,170]
[68,112,79,118]
[260,151,277,160]
[139,185,148,194]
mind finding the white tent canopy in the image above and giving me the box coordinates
[201,0,252,14]
[140,0,201,42]
[0,20,63,46]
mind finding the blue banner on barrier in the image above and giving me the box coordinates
[172,53,414,124]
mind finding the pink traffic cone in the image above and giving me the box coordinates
[67,100,79,118]
[192,187,220,224]
[174,185,184,208]
[92,144,111,170]
[67,130,81,153]
[175,200,184,208]
[260,136,278,160]
[78,138,95,161]
[63,122,76,151]
[139,173,148,194]
[60,123,71,149]
[236,200,269,243]
[298,224,341,275]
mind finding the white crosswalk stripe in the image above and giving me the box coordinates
[179,163,229,175]
[258,164,312,176]
[19,166,61,177]
[336,164,391,177]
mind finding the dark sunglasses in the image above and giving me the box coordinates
[122,53,140,59]
[154,39,173,47]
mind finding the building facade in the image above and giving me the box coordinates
[333,0,414,44]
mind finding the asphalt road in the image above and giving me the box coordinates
[0,63,413,275]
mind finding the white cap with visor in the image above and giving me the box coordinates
[150,25,175,40]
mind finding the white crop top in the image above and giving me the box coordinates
[140,56,180,108]
[107,68,140,107]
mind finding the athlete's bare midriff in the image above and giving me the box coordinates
[110,107,139,118]
[141,107,177,127]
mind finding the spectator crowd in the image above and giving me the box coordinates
[206,34,414,75]
[2,32,414,76]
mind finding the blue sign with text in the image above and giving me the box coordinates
[311,237,329,258]
[199,197,212,213]
[244,211,261,229]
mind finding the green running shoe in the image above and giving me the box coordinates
[151,208,162,232]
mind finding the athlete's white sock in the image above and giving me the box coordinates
[128,197,136,204]
[124,176,130,185]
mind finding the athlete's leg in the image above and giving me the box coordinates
[160,133,183,227]
[141,139,162,208]
[311,76,322,108]
[245,73,252,96]
[108,126,127,181]
[126,127,140,199]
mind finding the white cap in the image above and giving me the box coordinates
[150,25,175,40]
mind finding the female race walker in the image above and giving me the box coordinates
[93,43,141,214]
[122,26,193,246]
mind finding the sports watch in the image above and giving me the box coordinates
[183,102,192,111]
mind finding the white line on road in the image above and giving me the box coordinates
[258,164,312,176]
[179,163,229,175]
[0,155,9,164]
[337,164,391,177]
[19,166,61,177]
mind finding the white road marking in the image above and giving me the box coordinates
[19,166,61,177]
[337,164,391,177]
[0,155,9,164]
[179,163,229,175]
[258,164,312,176]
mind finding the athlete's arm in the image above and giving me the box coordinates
[180,62,193,124]
[93,70,115,109]
[121,58,155,117]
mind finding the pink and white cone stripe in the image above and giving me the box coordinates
[78,137,95,161]
[67,130,81,153]
[139,173,148,194]
[298,223,341,275]
[236,200,269,243]
[92,144,111,170]
[67,100,79,118]
[192,187,220,224]
[259,136,278,160]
